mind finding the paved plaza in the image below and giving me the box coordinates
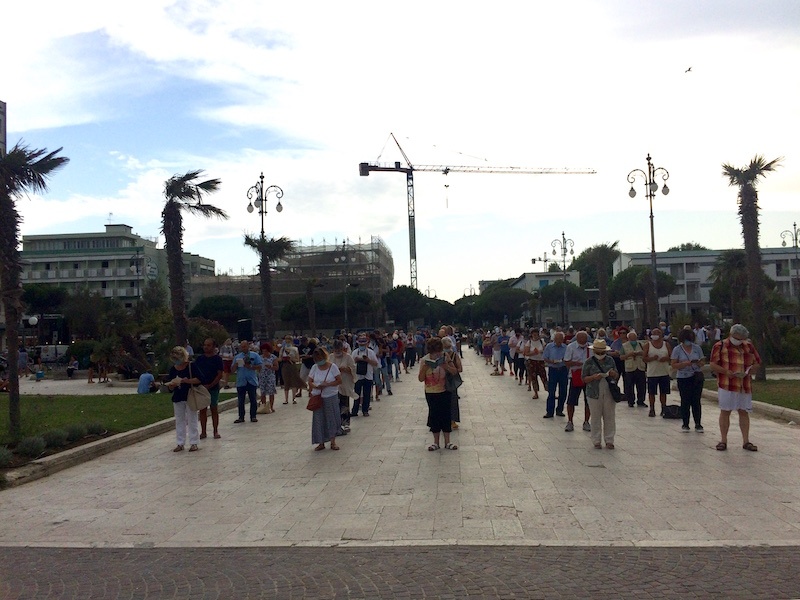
[2,351,800,598]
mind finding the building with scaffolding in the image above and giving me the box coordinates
[189,236,395,337]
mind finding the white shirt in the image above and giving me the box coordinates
[352,346,378,380]
[564,341,593,373]
[308,363,341,399]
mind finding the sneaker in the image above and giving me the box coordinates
[363,412,370,417]
[565,422,574,432]
[250,418,258,423]
[387,390,393,396]
[234,418,245,423]
[543,414,554,419]
[395,377,401,382]
[555,411,565,417]
[582,421,591,432]
[681,424,691,432]
[637,401,647,407]
[695,425,704,432]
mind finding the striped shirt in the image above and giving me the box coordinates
[710,339,761,394]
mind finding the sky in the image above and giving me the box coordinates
[3,0,800,303]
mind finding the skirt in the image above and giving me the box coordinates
[281,362,305,389]
[312,394,342,443]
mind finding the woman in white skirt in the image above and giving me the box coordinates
[308,347,343,451]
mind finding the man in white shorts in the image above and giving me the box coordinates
[709,324,762,452]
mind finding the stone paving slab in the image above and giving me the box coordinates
[2,545,799,599]
[1,351,799,549]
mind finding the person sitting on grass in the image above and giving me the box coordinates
[137,369,158,394]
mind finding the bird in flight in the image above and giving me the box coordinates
[685,67,692,73]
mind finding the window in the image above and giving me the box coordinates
[73,263,79,269]
[45,263,51,270]
[686,262,699,274]
[101,260,109,268]
[687,282,701,301]
[670,264,684,280]
[130,281,136,288]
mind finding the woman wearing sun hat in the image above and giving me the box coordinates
[581,339,620,449]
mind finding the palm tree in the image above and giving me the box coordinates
[161,171,226,345]
[710,250,748,322]
[0,142,68,439]
[722,155,782,377]
[243,235,295,339]
[584,242,620,324]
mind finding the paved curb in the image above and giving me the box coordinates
[2,398,238,489]
[700,387,800,423]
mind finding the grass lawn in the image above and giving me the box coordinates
[704,380,800,412]
[0,392,237,445]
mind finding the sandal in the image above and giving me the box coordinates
[427,444,440,451]
[330,444,340,451]
[213,433,221,439]
[189,444,199,452]
[606,443,615,450]
[172,445,184,452]
[743,442,758,452]
[716,442,727,451]
[594,443,602,449]
[283,400,289,404]
[314,444,326,451]
[444,443,458,450]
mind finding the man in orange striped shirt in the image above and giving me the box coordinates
[709,324,762,452]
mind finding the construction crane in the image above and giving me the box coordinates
[359,133,596,289]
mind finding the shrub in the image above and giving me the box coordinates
[65,424,88,443]
[16,437,47,458]
[86,422,106,436]
[42,429,69,448]
[0,447,13,468]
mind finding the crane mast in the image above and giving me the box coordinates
[359,135,596,290]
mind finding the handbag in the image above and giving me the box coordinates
[306,365,331,411]
[446,371,463,392]
[592,357,622,402]
[186,364,211,412]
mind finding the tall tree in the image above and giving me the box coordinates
[722,155,782,377]
[709,250,749,322]
[161,170,225,345]
[243,235,295,339]
[0,142,68,439]
[581,242,620,320]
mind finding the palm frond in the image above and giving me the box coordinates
[0,142,69,197]
[164,170,221,203]
[182,203,228,219]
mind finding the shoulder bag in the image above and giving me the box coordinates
[306,366,332,411]
[186,363,211,412]
[591,357,622,402]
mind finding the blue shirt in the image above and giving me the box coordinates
[670,342,704,379]
[542,342,567,368]
[137,372,155,394]
[234,351,263,387]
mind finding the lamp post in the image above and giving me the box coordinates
[627,154,670,325]
[464,284,477,297]
[129,249,151,300]
[551,232,574,326]
[334,241,354,331]
[781,222,799,300]
[246,172,284,239]
[424,287,437,329]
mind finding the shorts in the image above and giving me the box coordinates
[492,350,501,364]
[209,387,220,408]
[222,359,233,374]
[717,389,753,412]
[567,383,586,406]
[647,375,671,396]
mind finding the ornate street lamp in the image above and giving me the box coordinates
[781,221,800,299]
[246,172,284,239]
[627,154,670,325]
[552,232,574,326]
